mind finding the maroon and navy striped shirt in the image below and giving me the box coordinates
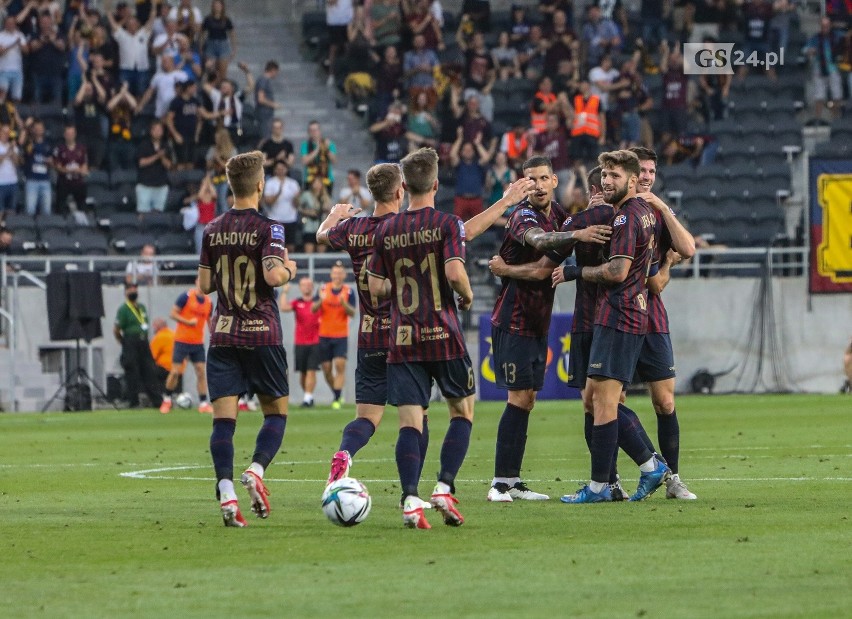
[648,216,674,334]
[594,197,656,335]
[491,199,568,338]
[326,213,395,349]
[366,208,467,363]
[546,204,615,334]
[199,208,287,347]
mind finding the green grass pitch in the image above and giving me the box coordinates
[1,394,849,618]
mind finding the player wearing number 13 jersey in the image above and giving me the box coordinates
[198,151,299,528]
[367,147,475,529]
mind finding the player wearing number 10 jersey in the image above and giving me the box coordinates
[367,147,475,529]
[198,151,298,528]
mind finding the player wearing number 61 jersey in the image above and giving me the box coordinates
[198,150,298,528]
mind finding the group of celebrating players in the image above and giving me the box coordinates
[197,142,697,529]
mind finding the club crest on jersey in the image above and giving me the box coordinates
[613,214,627,227]
[270,224,285,240]
[458,220,466,239]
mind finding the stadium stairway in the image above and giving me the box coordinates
[0,350,62,412]
[228,8,374,188]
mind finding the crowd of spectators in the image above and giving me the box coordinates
[324,0,851,219]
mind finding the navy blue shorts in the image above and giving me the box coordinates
[387,356,475,408]
[173,342,206,365]
[566,331,594,389]
[491,326,547,391]
[207,345,289,401]
[633,332,676,383]
[319,336,348,362]
[355,347,388,405]
[294,344,320,372]
[587,325,645,386]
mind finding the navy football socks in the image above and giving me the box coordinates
[339,417,376,457]
[617,403,655,466]
[657,411,680,474]
[210,418,236,482]
[418,415,429,478]
[590,419,618,484]
[495,403,529,478]
[252,414,287,469]
[332,388,342,400]
[396,426,422,498]
[439,417,472,492]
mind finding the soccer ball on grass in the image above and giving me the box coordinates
[175,392,193,409]
[321,477,371,527]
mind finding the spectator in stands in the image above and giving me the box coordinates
[106,81,138,170]
[569,78,605,168]
[405,90,440,151]
[300,119,337,192]
[21,118,52,216]
[136,119,173,213]
[589,54,622,128]
[0,124,18,215]
[152,16,181,69]
[803,17,844,121]
[640,0,669,49]
[613,52,652,148]
[581,5,620,69]
[150,1,172,39]
[403,33,439,110]
[28,12,66,104]
[698,49,731,124]
[169,0,202,43]
[89,26,117,74]
[345,4,375,76]
[538,0,573,29]
[188,173,216,252]
[206,126,236,214]
[457,30,496,121]
[0,15,28,103]
[659,40,691,142]
[0,88,22,144]
[263,159,302,251]
[485,150,516,221]
[544,9,577,77]
[125,243,158,285]
[326,0,354,86]
[106,0,156,97]
[684,0,725,43]
[207,62,253,140]
[449,127,489,221]
[73,76,109,171]
[530,75,560,133]
[530,112,573,190]
[500,121,531,171]
[518,24,547,80]
[165,79,200,171]
[369,101,408,164]
[149,317,176,393]
[53,125,87,214]
[566,184,588,215]
[173,34,202,82]
[371,44,403,117]
[200,0,236,82]
[660,133,709,166]
[492,31,521,81]
[370,0,402,51]
[258,118,295,176]
[770,0,795,53]
[114,282,162,409]
[67,29,88,104]
[338,168,374,215]
[509,4,532,47]
[739,0,776,81]
[452,93,497,157]
[254,60,281,140]
[405,0,444,51]
[298,175,332,253]
[137,53,188,119]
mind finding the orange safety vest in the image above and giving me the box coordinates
[571,94,601,137]
[530,91,557,133]
[175,289,212,345]
[318,283,351,338]
[503,131,529,160]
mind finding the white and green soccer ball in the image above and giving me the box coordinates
[321,477,371,527]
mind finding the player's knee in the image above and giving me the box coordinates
[508,389,536,411]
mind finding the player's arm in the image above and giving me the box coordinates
[197,266,213,294]
[554,256,631,287]
[262,254,297,288]
[523,225,611,251]
[489,254,557,281]
[367,272,391,299]
[316,202,360,246]
[462,177,534,241]
[647,250,682,295]
[637,192,695,258]
[445,258,473,310]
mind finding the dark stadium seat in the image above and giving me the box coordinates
[3,213,37,232]
[86,185,124,210]
[120,234,157,254]
[165,188,185,211]
[106,212,141,239]
[40,229,78,254]
[110,169,138,187]
[36,214,70,234]
[140,212,178,235]
[156,232,194,254]
[88,169,110,187]
[168,169,205,189]
[72,229,110,255]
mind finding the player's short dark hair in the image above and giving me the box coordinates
[522,155,554,174]
[629,146,657,164]
[598,149,640,178]
[265,60,279,72]
[587,166,602,190]
[226,150,265,199]
[366,163,401,203]
[400,147,438,196]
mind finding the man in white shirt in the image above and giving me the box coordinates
[588,54,623,113]
[151,17,181,71]
[0,16,27,102]
[263,160,301,251]
[107,0,156,96]
[137,54,188,118]
[337,169,373,217]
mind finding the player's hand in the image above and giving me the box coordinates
[501,177,534,206]
[284,259,298,281]
[488,255,509,277]
[551,267,566,288]
[457,294,473,311]
[666,249,683,266]
[329,202,360,221]
[587,193,606,208]
[187,318,198,326]
[572,225,611,245]
[636,191,667,212]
